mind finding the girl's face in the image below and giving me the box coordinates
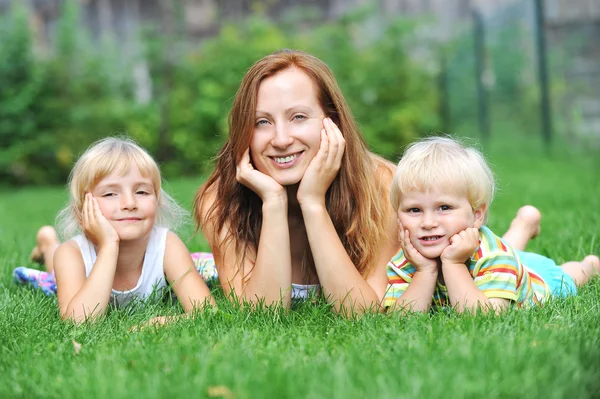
[250,68,325,186]
[91,165,158,242]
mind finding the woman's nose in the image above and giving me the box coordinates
[270,124,294,149]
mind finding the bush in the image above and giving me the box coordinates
[0,3,440,185]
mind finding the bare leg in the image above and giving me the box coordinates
[561,255,600,286]
[501,205,541,251]
[29,226,60,273]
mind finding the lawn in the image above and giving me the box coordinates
[1,135,599,399]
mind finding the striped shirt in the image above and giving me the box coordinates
[384,226,552,309]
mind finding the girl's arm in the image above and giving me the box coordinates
[54,194,120,323]
[54,240,119,322]
[163,231,214,311]
[201,178,293,307]
[298,119,399,315]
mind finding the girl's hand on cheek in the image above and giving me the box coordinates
[399,222,438,274]
[441,228,480,265]
[82,193,119,248]
[297,118,345,208]
[236,149,286,203]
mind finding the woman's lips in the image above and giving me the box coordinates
[270,151,303,168]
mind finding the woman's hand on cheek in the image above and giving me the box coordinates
[236,148,286,203]
[297,118,345,208]
[82,193,119,248]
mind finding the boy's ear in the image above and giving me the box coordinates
[473,203,487,229]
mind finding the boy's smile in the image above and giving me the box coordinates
[397,187,485,259]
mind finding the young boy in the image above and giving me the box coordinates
[384,136,599,313]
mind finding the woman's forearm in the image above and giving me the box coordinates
[240,197,292,306]
[301,204,381,315]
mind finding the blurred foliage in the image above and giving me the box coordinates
[443,19,543,137]
[0,2,440,185]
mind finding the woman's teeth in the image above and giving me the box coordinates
[274,154,298,164]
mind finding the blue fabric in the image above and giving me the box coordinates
[516,250,577,298]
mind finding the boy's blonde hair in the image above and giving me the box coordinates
[390,136,495,223]
[56,137,186,239]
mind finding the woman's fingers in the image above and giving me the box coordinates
[317,127,329,163]
[236,149,251,181]
[324,118,345,167]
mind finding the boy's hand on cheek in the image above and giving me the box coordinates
[441,228,479,266]
[399,222,438,274]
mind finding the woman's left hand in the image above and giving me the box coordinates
[297,117,345,208]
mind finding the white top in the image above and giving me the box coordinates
[72,227,169,308]
[291,283,320,300]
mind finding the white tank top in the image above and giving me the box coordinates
[72,227,169,308]
[291,283,320,300]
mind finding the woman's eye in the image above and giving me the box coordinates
[255,119,269,126]
[293,114,307,121]
[136,191,149,195]
[102,193,115,197]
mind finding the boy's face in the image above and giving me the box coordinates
[397,187,486,259]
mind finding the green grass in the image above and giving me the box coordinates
[1,135,599,398]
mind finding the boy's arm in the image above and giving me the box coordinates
[442,228,511,313]
[389,270,438,313]
[388,226,438,313]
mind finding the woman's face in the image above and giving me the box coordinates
[250,68,325,186]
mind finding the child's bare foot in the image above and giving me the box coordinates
[502,205,542,251]
[29,226,60,272]
[562,255,600,286]
[583,255,600,275]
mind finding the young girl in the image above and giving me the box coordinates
[14,137,214,323]
[385,136,599,313]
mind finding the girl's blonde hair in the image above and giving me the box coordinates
[390,136,495,222]
[195,49,395,279]
[57,137,186,239]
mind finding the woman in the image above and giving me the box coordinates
[194,49,540,315]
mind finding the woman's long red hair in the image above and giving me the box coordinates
[194,49,394,278]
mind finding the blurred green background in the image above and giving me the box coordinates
[0,0,598,186]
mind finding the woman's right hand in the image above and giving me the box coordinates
[82,193,119,248]
[236,149,286,202]
[398,221,438,274]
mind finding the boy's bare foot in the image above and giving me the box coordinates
[562,255,600,286]
[29,226,60,271]
[502,205,542,251]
